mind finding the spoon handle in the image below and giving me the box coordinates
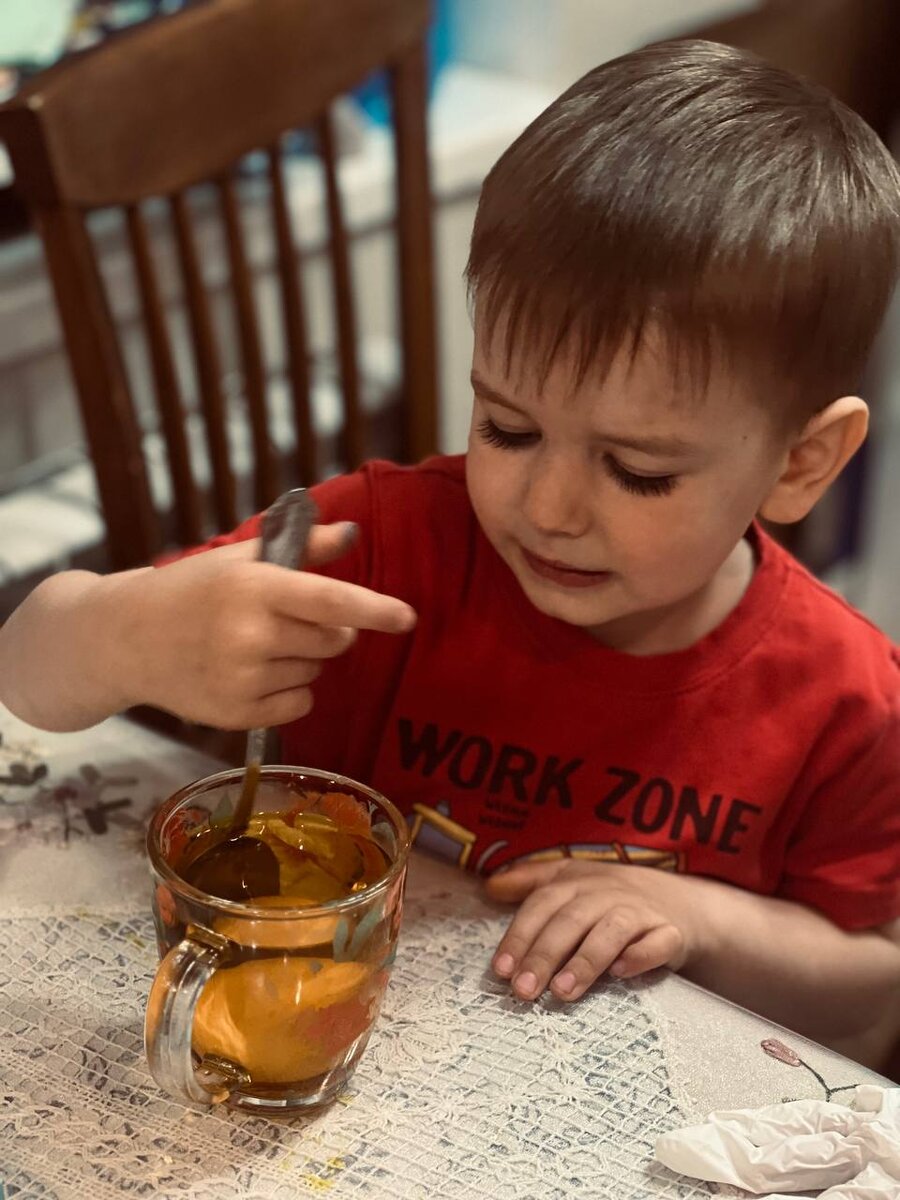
[258,487,319,571]
[244,727,268,770]
[237,489,319,820]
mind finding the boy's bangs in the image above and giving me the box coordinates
[468,253,718,403]
[467,204,895,423]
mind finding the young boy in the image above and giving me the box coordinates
[2,40,899,1065]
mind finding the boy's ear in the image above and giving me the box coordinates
[758,397,869,525]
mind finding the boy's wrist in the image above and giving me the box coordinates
[641,867,730,971]
[34,567,155,724]
[87,567,156,715]
[0,570,144,730]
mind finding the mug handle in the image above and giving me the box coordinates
[144,924,249,1106]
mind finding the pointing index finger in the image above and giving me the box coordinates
[267,565,417,634]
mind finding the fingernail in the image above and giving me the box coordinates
[609,962,626,978]
[494,953,514,977]
[399,605,417,631]
[554,971,576,995]
[341,521,359,544]
[514,971,537,998]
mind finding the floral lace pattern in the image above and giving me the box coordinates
[0,710,223,915]
[2,705,883,1200]
[1,883,719,1199]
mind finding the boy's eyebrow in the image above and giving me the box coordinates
[470,372,699,457]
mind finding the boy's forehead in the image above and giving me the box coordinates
[472,316,731,416]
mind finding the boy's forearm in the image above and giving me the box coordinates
[0,570,147,731]
[672,871,900,1047]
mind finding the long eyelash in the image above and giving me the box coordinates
[478,418,677,496]
[477,417,536,449]
[605,457,677,497]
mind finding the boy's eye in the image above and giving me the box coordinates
[605,456,677,498]
[477,417,539,449]
[477,417,678,496]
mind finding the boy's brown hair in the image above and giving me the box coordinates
[466,39,900,425]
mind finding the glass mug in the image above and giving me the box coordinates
[145,766,409,1114]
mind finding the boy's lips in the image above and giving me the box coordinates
[520,546,612,589]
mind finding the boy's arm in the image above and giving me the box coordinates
[0,527,415,733]
[672,872,900,1056]
[0,567,149,731]
[486,861,900,1054]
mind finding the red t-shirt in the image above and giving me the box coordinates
[204,455,900,931]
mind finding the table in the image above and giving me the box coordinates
[0,704,890,1200]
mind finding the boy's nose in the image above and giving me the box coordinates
[522,456,591,538]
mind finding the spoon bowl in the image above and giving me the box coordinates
[183,834,281,901]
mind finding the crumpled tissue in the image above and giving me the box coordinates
[655,1085,900,1198]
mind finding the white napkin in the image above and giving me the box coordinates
[655,1085,900,1198]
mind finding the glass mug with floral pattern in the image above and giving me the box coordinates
[145,766,409,1114]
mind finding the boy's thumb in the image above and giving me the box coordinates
[304,521,360,567]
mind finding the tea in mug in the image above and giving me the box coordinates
[152,786,401,1099]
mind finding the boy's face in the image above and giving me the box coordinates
[466,323,791,649]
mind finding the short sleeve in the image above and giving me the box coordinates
[778,702,900,930]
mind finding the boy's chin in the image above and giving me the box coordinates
[516,572,625,629]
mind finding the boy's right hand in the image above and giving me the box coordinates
[71,523,415,731]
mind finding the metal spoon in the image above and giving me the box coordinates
[182,488,319,901]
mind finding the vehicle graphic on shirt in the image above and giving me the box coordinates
[408,800,684,875]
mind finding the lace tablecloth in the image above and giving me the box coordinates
[0,706,889,1200]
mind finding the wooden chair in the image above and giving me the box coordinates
[0,0,439,571]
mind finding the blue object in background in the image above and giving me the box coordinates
[353,0,454,125]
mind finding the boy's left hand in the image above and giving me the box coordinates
[485,859,704,1002]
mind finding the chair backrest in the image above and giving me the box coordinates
[0,0,438,570]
